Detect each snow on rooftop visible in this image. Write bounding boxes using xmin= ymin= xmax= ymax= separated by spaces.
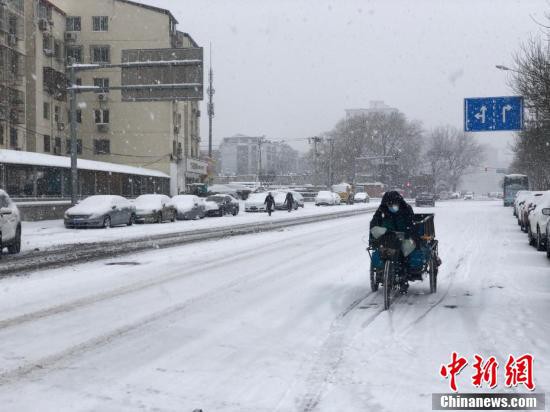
xmin=0 ymin=149 xmax=169 ymax=178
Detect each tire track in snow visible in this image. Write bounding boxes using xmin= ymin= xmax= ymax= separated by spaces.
xmin=0 ymin=218 xmax=360 ymax=332
xmin=0 ymin=220 xmax=361 ymax=385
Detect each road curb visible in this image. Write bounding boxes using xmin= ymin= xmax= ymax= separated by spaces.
xmin=1 ymin=206 xmax=377 ymax=277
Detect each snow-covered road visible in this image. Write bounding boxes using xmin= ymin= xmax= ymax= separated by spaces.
xmin=0 ymin=201 xmax=548 ymax=411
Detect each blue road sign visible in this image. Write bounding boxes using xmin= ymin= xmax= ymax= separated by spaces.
xmin=464 ymin=96 xmax=523 ymax=132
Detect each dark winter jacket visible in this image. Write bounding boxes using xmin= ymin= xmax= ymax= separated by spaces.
xmin=264 ymin=194 xmax=275 ymax=207
xmin=284 ymin=192 xmax=294 ymax=206
xmin=369 ymin=191 xmax=415 ymax=242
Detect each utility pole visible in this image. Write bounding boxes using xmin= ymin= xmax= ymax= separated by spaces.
xmin=207 ymin=44 xmax=215 ymax=159
xmin=326 ymin=138 xmax=334 ymax=187
xmin=257 ymin=136 xmax=266 ymax=182
xmin=68 ymin=58 xmax=78 ymax=205
xmin=308 ymin=136 xmax=323 ymax=186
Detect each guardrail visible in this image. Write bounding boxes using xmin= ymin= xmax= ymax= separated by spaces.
xmin=1 ymin=205 xmax=378 ymax=277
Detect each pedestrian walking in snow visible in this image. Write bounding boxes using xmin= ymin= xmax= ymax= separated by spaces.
xmin=284 ymin=192 xmax=294 ymax=212
xmin=264 ymin=192 xmax=275 ymax=216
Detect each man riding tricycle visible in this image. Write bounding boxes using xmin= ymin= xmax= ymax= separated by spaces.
xmin=367 ymin=191 xmax=441 ymax=310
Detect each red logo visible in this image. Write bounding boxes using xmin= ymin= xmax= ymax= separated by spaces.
xmin=439 ymin=353 xmax=535 ymax=392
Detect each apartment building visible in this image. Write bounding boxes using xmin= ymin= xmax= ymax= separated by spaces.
xmin=48 ymin=0 xmax=205 ymax=195
xmin=1 ymin=0 xmax=205 ymax=196
xmin=25 ymin=0 xmax=68 ymax=154
xmin=0 ymin=0 xmax=26 ymax=151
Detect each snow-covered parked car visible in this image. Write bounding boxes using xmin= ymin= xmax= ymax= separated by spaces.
xmin=245 ymin=192 xmax=269 ymax=212
xmin=463 ymin=192 xmax=474 ymax=200
xmin=526 ymin=191 xmax=550 ymax=248
xmin=171 ymin=195 xmax=205 ymax=220
xmin=519 ymin=192 xmax=544 ymax=232
xmin=64 ymin=195 xmax=136 ymax=228
xmin=0 ymin=190 xmax=21 ymax=257
xmin=205 ymin=194 xmax=240 ymax=217
xmin=354 ymin=192 xmax=370 ymax=203
xmin=315 ymin=191 xmax=338 ymax=206
xmin=134 ymin=194 xmax=176 ymax=224
xmin=513 ymin=190 xmax=532 ymax=219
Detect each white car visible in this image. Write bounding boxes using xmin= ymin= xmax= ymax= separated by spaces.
xmin=354 ymin=192 xmax=370 ymax=203
xmin=463 ymin=192 xmax=474 ymax=200
xmin=315 ymin=190 xmax=338 ymax=206
xmin=0 ymin=190 xmax=22 ymax=256
xmin=519 ymin=192 xmax=545 ymax=232
xmin=245 ymin=192 xmax=269 ymax=212
xmin=527 ymin=191 xmax=550 ymax=248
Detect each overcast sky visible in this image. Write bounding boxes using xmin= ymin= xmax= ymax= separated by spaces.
xmin=145 ymin=0 xmax=546 ymax=156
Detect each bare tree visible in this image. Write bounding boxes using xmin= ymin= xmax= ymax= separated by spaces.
xmin=313 ymin=111 xmax=423 ymax=187
xmin=508 ymin=33 xmax=550 ymax=189
xmin=424 ymin=126 xmax=485 ymax=192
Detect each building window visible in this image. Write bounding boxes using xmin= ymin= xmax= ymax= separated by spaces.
xmin=0 ymin=124 xmax=4 ymax=145
xmin=43 ymin=102 xmax=50 ymax=119
xmin=54 ymin=137 xmax=61 ymax=154
xmin=66 ymin=46 xmax=83 ymax=63
xmin=54 ymin=40 xmax=63 ymax=61
xmin=94 ymin=139 xmax=110 ymax=154
xmin=65 ymin=138 xmax=82 ymax=154
xmin=66 ymin=16 xmax=81 ymax=32
xmin=94 ymin=109 xmax=109 ymax=124
xmin=43 ymin=135 xmax=51 ymax=153
xmin=10 ymin=127 xmax=18 ymax=148
xmin=68 ymin=109 xmax=82 ymax=124
xmin=42 ymin=33 xmax=52 ymax=53
xmin=90 ymin=45 xmax=110 ymax=63
xmin=92 ymin=16 xmax=108 ymax=32
xmin=54 ymin=105 xmax=60 ymax=123
xmin=93 ymin=78 xmax=109 ymax=92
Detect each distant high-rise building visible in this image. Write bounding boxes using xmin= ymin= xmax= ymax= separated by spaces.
xmin=345 ymin=101 xmax=398 ymax=118
xmin=218 ymin=134 xmax=298 ymax=177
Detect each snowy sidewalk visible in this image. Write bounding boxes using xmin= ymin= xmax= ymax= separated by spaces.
xmin=21 ymin=201 xmax=379 ymax=252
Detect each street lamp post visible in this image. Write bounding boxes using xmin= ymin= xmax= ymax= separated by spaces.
xmin=68 ymin=58 xmax=78 ymax=206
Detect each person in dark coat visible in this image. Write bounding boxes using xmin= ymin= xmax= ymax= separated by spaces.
xmin=284 ymin=192 xmax=294 ymax=212
xmin=369 ymin=191 xmax=416 ymax=293
xmin=264 ymin=192 xmax=275 ymax=216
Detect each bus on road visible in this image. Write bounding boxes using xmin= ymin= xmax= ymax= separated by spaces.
xmin=503 ymin=174 xmax=529 ymax=206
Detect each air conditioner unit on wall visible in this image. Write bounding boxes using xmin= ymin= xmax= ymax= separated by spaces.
xmin=57 ymin=122 xmax=65 ymax=131
xmin=97 ymin=123 xmax=109 ymax=133
xmin=98 ymin=93 xmax=107 ymax=101
xmin=64 ymin=32 xmax=77 ymax=42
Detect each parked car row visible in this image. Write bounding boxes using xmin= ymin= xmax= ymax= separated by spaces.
xmin=512 ymin=190 xmax=550 ymax=256
xmin=64 ymin=193 xmax=241 ymax=229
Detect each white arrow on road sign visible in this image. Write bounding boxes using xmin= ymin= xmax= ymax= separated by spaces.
xmin=475 ymin=105 xmax=487 ymax=124
xmin=502 ymin=104 xmax=512 ymax=123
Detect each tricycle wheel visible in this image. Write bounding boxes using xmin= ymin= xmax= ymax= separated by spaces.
xmin=429 ymin=256 xmax=437 ymax=294
xmin=383 ymin=260 xmax=393 ymax=310
xmin=370 ymin=267 xmax=379 ymax=292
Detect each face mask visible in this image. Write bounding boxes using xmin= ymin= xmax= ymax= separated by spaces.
xmin=389 ymin=204 xmax=399 ymax=213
